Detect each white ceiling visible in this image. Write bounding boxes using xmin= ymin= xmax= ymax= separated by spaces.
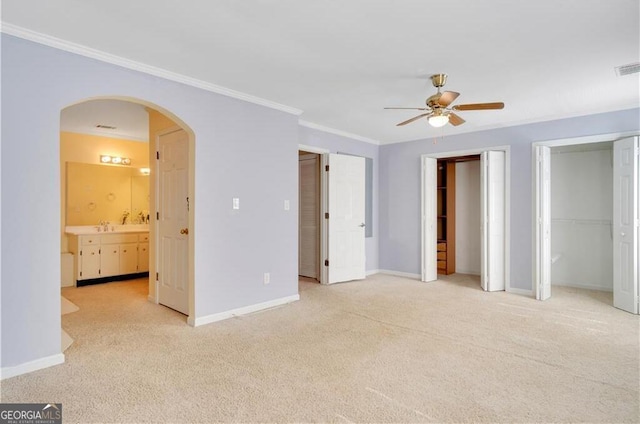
xmin=3 ymin=0 xmax=639 ymax=144
xmin=61 ymin=100 xmax=149 ymax=142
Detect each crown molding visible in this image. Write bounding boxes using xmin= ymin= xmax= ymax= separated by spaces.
xmin=0 ymin=22 xmax=303 ymax=116
xmin=299 ymin=120 xmax=380 ymax=145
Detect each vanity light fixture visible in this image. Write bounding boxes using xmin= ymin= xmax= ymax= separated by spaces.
xmin=99 ymin=155 xmax=131 ymax=166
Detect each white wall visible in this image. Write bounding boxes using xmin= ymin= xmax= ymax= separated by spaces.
xmin=550 ymin=145 xmax=613 ymax=291
xmin=455 ymin=161 xmax=481 ymax=275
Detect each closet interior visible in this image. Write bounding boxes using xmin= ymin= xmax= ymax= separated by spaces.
xmin=550 ymin=142 xmax=613 ymax=292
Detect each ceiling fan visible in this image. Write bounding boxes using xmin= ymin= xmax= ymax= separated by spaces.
xmin=385 ymin=74 xmax=504 ymax=128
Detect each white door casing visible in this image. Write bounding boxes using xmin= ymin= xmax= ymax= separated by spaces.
xmin=157 ymin=129 xmax=189 ymax=315
xmin=299 ymin=154 xmax=320 ymax=279
xmin=535 ymin=145 xmax=552 ymax=300
xmin=422 ymin=157 xmax=438 ymax=282
xmin=613 ymin=136 xmax=639 ymax=314
xmin=481 ymin=151 xmax=506 ymax=292
xmin=328 ymin=153 xmax=366 ymax=284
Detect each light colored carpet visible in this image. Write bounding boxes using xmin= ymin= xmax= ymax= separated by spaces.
xmin=61 ymin=329 xmax=74 ymax=352
xmin=1 ymin=274 xmax=638 ymax=423
xmin=61 ymin=296 xmax=79 ymax=315
xmin=61 ymin=296 xmax=79 ymax=352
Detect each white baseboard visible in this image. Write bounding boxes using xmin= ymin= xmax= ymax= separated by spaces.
xmin=1 ymin=353 xmax=65 ymax=380
xmin=378 ymin=269 xmax=421 ymax=280
xmin=553 ymin=281 xmax=613 ymax=292
xmin=507 ymin=287 xmax=534 ymax=296
xmin=366 ymin=269 xmax=381 ymax=276
xmin=191 ymin=294 xmax=300 ymax=327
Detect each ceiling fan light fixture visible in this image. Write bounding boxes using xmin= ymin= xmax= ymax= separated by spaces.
xmin=428 ymin=113 xmax=449 ymax=128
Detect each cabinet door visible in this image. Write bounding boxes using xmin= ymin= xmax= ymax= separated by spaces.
xmin=101 ymin=245 xmax=120 ymax=277
xmin=138 ymin=242 xmax=149 ymax=273
xmin=120 ymin=243 xmax=138 ymax=275
xmin=80 ymin=245 xmax=101 ymax=279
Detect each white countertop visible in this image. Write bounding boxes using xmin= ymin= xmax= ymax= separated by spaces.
xmin=65 ymin=225 xmax=150 ymax=235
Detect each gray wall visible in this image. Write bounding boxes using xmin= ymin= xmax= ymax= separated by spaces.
xmin=1 ymin=35 xmax=301 ymax=367
xmin=379 ymin=108 xmax=640 ymax=290
xmin=299 ymin=126 xmax=379 ymax=272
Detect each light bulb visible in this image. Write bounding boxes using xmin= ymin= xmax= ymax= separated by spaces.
xmin=428 ymin=114 xmax=449 ymax=128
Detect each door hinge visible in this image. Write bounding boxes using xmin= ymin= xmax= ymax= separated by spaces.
xmin=325 ymin=165 xmax=329 ymax=172
xmin=99 ymin=249 xmax=101 ymax=254
xmin=325 ymin=212 xmax=329 ymax=219
xmin=324 ymin=259 xmax=329 ymax=267
xmin=156 ymin=212 xmax=160 ymax=220
xmin=156 ymin=272 xmax=159 ymax=281
xmin=80 ymin=271 xmax=82 ymax=277
xmin=80 ymin=250 xmax=82 ymax=256
xmin=156 ymin=151 xmax=160 ymax=160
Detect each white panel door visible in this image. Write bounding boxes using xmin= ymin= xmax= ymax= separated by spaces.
xmin=536 ymin=145 xmax=552 ymax=300
xmin=481 ymin=151 xmax=506 ymax=292
xmin=299 ymin=154 xmax=319 ymax=279
xmin=158 ymin=129 xmax=189 ymax=315
xmin=328 ymin=153 xmax=366 ymax=284
xmin=422 ymin=157 xmax=438 ymax=282
xmin=613 ymin=136 xmax=639 ymax=314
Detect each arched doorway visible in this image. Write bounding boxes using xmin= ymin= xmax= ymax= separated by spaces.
xmin=59 ymin=97 xmax=196 ymax=347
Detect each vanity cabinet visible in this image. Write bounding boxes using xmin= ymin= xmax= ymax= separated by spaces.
xmin=67 ymin=232 xmax=150 ymax=285
xmin=138 ymin=243 xmax=149 ymax=273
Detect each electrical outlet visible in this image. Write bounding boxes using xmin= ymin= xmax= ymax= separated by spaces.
xmin=263 ymin=272 xmax=270 ymax=285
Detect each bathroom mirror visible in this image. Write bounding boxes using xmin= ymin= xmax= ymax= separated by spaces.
xmin=66 ymin=162 xmax=150 ymax=226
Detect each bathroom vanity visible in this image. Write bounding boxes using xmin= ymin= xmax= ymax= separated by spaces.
xmin=66 ymin=226 xmax=149 ymax=286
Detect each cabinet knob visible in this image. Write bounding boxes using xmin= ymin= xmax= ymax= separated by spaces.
xmin=180 ymin=228 xmax=189 ymax=235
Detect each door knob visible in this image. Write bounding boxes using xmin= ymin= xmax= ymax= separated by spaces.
xmin=359 ymin=223 xmax=366 ymax=227
xmin=180 ymin=228 xmax=189 ymax=235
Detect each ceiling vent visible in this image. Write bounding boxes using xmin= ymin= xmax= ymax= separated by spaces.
xmin=615 ymin=62 xmax=640 ymax=77
xmin=96 ymin=124 xmax=117 ymax=129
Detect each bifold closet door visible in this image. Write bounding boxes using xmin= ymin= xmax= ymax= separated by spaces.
xmin=481 ymin=151 xmax=506 ymax=292
xmin=535 ymin=145 xmax=552 ymax=300
xmin=421 ymin=157 xmax=438 ymax=282
xmin=613 ymin=136 xmax=639 ymax=314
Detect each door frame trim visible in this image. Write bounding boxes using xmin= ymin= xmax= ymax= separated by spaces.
xmin=420 ymin=145 xmax=511 ymax=291
xmin=531 ymin=131 xmax=640 ymax=301
xmin=299 ymin=145 xmax=330 ymax=284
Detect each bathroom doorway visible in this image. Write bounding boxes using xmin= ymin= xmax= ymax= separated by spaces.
xmin=60 ymin=97 xmax=196 ymax=326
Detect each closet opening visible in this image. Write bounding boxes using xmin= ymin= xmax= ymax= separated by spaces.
xmin=549 ymin=142 xmax=614 ymax=294
xmin=422 ymin=147 xmax=510 ymax=292
xmin=534 ymin=134 xmax=639 ymax=314
xmin=437 ymin=155 xmax=481 ymax=277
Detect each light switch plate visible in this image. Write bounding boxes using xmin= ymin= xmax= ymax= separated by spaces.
xmin=284 ymin=200 xmax=290 ymax=211
xmin=233 ymin=198 xmax=240 ymax=210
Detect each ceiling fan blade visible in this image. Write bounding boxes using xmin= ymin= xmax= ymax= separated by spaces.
xmin=448 ymin=112 xmax=466 ymax=126
xmin=437 ymin=91 xmax=460 ymax=107
xmin=397 ymin=113 xmax=431 ymax=126
xmin=452 ymin=102 xmax=504 ymax=111
xmin=384 ymin=107 xmax=429 ymax=110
